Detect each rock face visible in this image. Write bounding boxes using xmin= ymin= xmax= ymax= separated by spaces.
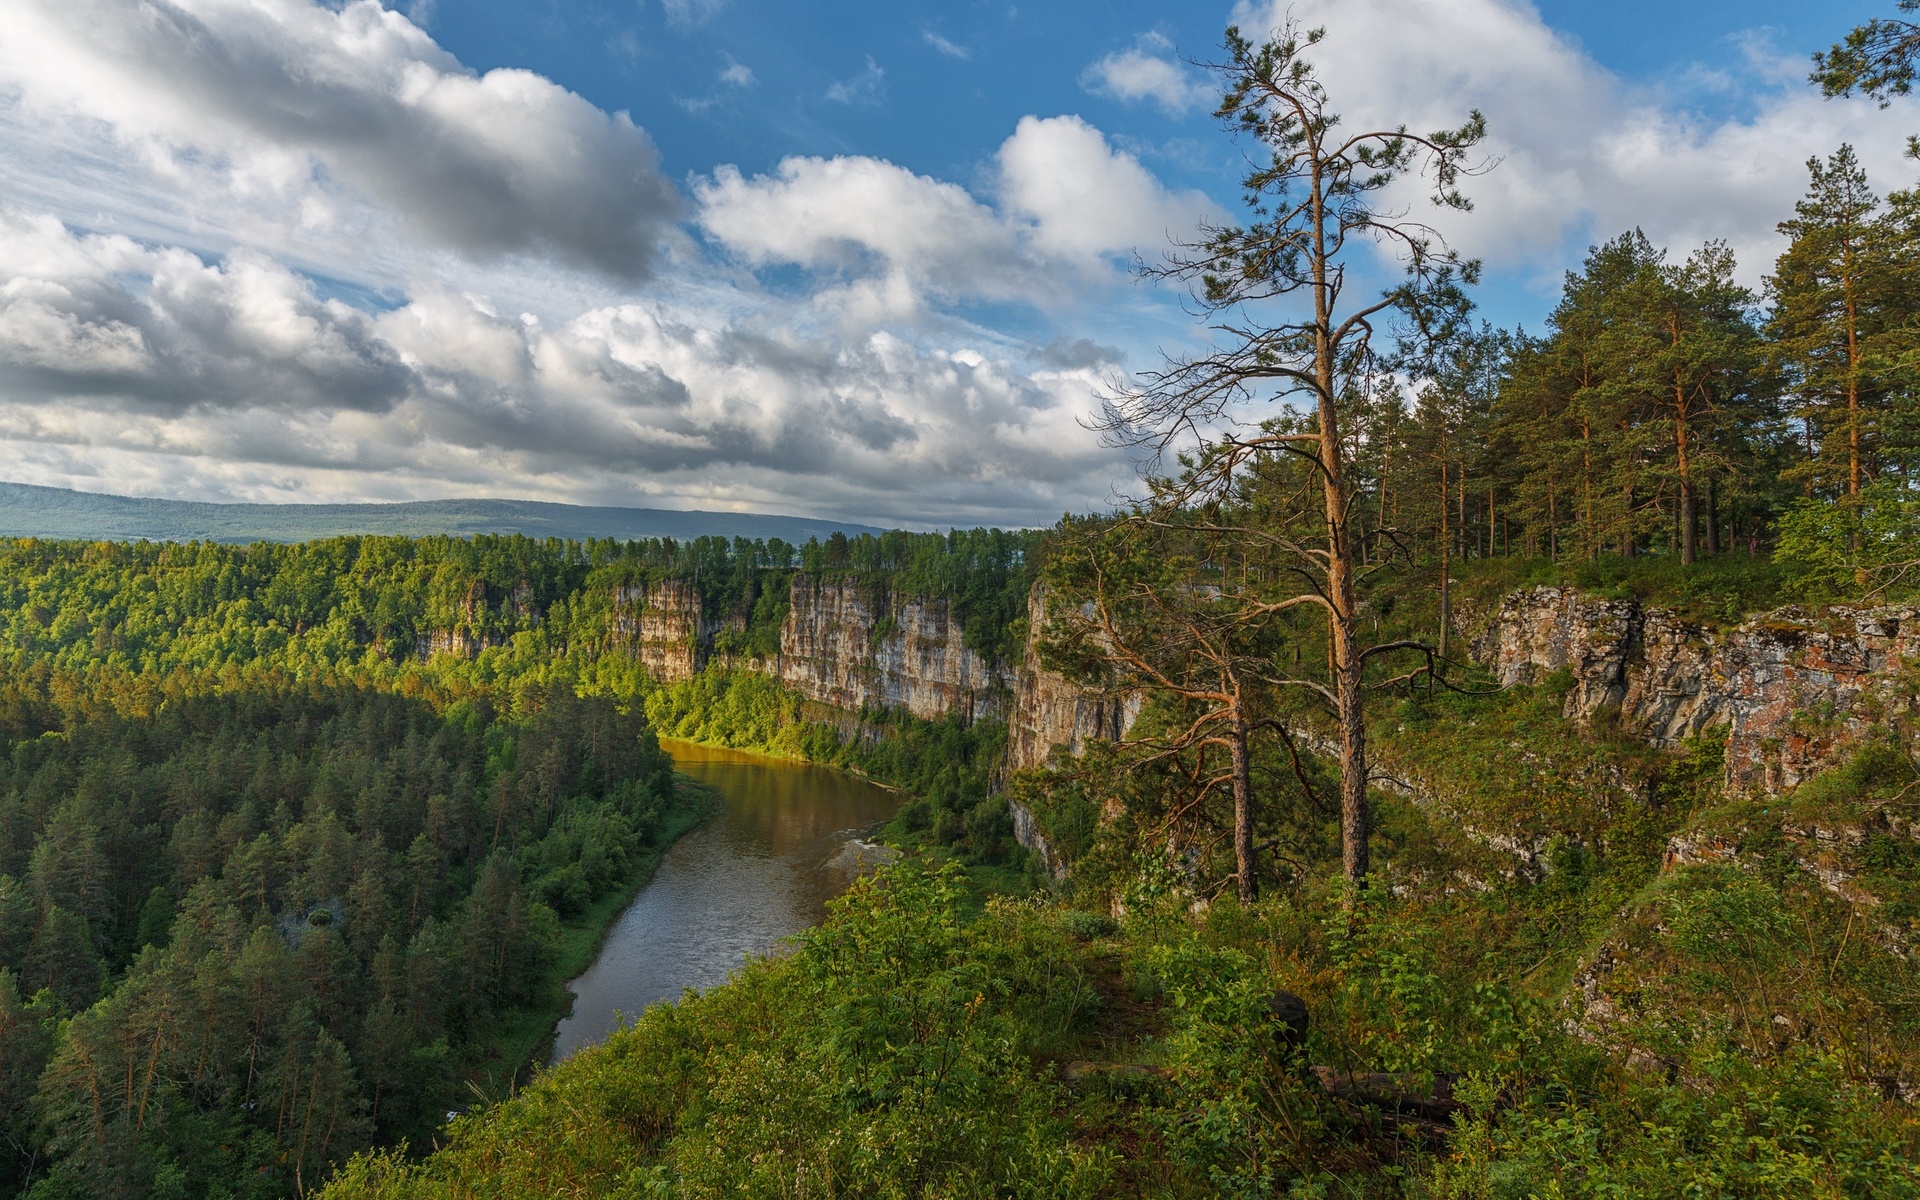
xmin=1003 ymin=589 xmax=1143 ymax=869
xmin=415 ymin=573 xmax=1132 ymax=769
xmin=419 ymin=628 xmax=498 ymax=659
xmin=1475 ymin=587 xmax=1920 ymax=791
xmin=608 ymin=580 xmax=713 ymax=682
xmin=541 ymin=573 xmax=1135 ymax=867
xmin=1006 ymin=590 xmax=1141 ymax=772
xmin=577 ymin=575 xmax=1019 ymax=723
xmin=771 ymin=578 xmax=1011 ymax=722
xmin=421 ymin=573 xmax=1919 ymax=802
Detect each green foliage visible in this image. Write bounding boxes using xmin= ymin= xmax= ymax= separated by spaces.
xmin=0 ymin=677 xmax=686 ymax=1200
xmin=322 ymin=862 xmax=1113 ymax=1199
xmin=1427 ymin=1054 xmax=1920 ymax=1199
xmin=643 ymin=669 xmax=810 ymax=757
xmin=800 ymin=526 xmax=1044 ymax=665
xmin=1814 ymin=3 xmax=1920 ymax=104
xmin=1249 ymin=146 xmax=1920 ymax=605
xmin=1776 ymin=479 xmax=1920 ymax=599
xmin=0 ymin=527 xmax=1040 ymax=695
xmin=1454 ymin=552 xmax=1789 ymax=626
xmin=643 ymin=667 xmax=1018 ymax=866
xmin=319 ymin=833 xmax=1920 ymax=1199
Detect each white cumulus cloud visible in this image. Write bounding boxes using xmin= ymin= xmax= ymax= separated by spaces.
xmin=997 ymin=115 xmax=1220 ymax=262
xmin=0 ymin=205 xmax=1130 ymax=524
xmin=0 ymin=0 xmax=682 ymax=278
xmin=693 ymin=118 xmax=1219 ymax=322
xmin=1240 ymin=0 xmax=1920 ymax=285
xmin=1081 ymin=34 xmax=1212 ymax=117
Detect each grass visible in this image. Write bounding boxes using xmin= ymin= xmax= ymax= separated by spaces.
xmin=472 ymin=776 xmax=719 ymax=1097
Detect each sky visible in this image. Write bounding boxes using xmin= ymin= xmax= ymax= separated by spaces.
xmin=0 ymin=0 xmax=1910 ymax=528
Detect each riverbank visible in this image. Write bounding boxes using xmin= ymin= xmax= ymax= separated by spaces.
xmin=547 ymin=738 xmax=908 ymax=1059
xmin=655 ymin=717 xmax=1039 ymax=904
xmin=641 ymin=669 xmax=1029 ymax=883
xmin=474 ymin=774 xmax=720 ymax=1096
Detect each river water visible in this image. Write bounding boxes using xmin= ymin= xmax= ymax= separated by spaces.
xmin=548 ymin=738 xmax=902 ymax=1061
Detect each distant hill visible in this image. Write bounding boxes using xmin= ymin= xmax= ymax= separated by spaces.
xmin=0 ymin=481 xmax=887 ymax=545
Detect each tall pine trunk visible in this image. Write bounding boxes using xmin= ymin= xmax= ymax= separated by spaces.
xmin=1437 ymin=457 xmax=1451 ymax=664
xmin=1229 ymin=711 xmax=1256 ymax=905
xmin=1706 ymin=475 xmax=1721 ymax=556
xmin=1675 ymin=370 xmax=1696 ymax=565
xmin=1319 ymin=350 xmax=1367 ymax=889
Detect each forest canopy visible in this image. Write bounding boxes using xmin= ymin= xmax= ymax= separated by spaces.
xmin=0 ymin=678 xmax=684 ymax=1199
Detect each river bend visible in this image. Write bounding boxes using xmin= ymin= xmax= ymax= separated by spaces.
xmin=549 ymin=738 xmax=900 ymax=1061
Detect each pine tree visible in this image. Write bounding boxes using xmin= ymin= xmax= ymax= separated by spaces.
xmin=1769 ymin=146 xmax=1908 ymax=508
xmin=1616 ymin=242 xmax=1763 ymax=564
xmin=1097 ymin=21 xmax=1487 ymax=888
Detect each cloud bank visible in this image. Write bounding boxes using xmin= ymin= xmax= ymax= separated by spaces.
xmin=1241 ymin=0 xmax=1919 ymax=287
xmin=0 ymin=0 xmax=1178 ymax=523
xmin=0 ymin=0 xmax=1913 ymax=526
xmin=0 ymin=0 xmax=682 ymax=278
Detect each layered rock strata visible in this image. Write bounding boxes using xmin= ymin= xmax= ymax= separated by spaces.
xmin=1003 ymin=589 xmax=1143 ymax=869
xmin=771 ymin=578 xmax=1011 ymax=722
xmin=608 ymin=580 xmax=712 ymax=681
xmin=589 ymin=576 xmax=1018 ymax=723
xmin=1475 ymin=587 xmax=1920 ymax=791
xmin=1006 ymin=590 xmax=1142 ymax=773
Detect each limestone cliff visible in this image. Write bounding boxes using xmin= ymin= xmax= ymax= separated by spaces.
xmin=608 ymin=580 xmax=712 ymax=682
xmin=1475 ymin=587 xmax=1920 ymax=791
xmin=1006 ymin=589 xmax=1141 ymax=772
xmin=413 ymin=581 xmax=540 ymax=660
xmin=576 ymin=574 xmax=1128 ymax=866
xmin=769 ymin=578 xmax=1012 ymax=722
xmin=419 ymin=628 xmax=499 ymax=659
xmin=573 ymin=575 xmax=1020 ymax=722
xmin=414 ymin=570 xmax=1918 ymax=807
xmin=1002 ymin=589 xmax=1143 ymax=869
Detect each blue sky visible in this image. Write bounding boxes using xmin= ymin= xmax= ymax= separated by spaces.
xmin=0 ymin=0 xmax=1909 ymax=526
xmin=421 ymin=0 xmax=1890 ymax=327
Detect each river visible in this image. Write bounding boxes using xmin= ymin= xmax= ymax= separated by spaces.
xmin=548 ymin=738 xmax=903 ymax=1061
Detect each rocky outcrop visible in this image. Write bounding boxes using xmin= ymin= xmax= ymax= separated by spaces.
xmin=1010 ymin=800 xmax=1065 ymax=880
xmin=1007 ymin=590 xmax=1141 ymax=772
xmin=609 ymin=580 xmax=711 ymax=682
xmin=419 ymin=628 xmax=499 ymax=659
xmin=567 ymin=577 xmax=1019 ymax=721
xmin=1476 ymin=587 xmax=1920 ymax=791
xmin=1003 ymin=588 xmax=1143 ymax=868
xmin=770 ymin=579 xmax=1011 ymax=722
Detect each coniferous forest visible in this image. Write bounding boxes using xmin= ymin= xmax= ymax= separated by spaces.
xmin=0 ymin=529 xmax=1040 ymax=1197
xmin=8 ymin=9 xmax=1920 ymax=1200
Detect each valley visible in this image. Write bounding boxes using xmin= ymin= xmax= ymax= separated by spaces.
xmin=0 ymin=529 xmax=1915 ymax=1197
xmin=2 ymin=4 xmax=1920 ymax=1196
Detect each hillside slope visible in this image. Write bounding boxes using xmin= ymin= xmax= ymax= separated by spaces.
xmin=315 ymin=574 xmax=1920 ymax=1198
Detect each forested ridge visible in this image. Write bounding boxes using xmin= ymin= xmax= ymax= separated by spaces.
xmin=0 ymin=526 xmax=1039 ymax=683
xmin=0 ymin=677 xmax=690 ymax=1199
xmin=1216 ymin=142 xmax=1920 ymax=610
xmin=0 ymin=526 xmax=1046 ymax=1198
xmin=15 ymin=9 xmax=1920 ymax=1200
xmin=317 ymin=14 xmax=1920 ymax=1199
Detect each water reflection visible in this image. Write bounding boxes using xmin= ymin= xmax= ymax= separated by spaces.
xmin=548 ymin=739 xmax=901 ymax=1061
